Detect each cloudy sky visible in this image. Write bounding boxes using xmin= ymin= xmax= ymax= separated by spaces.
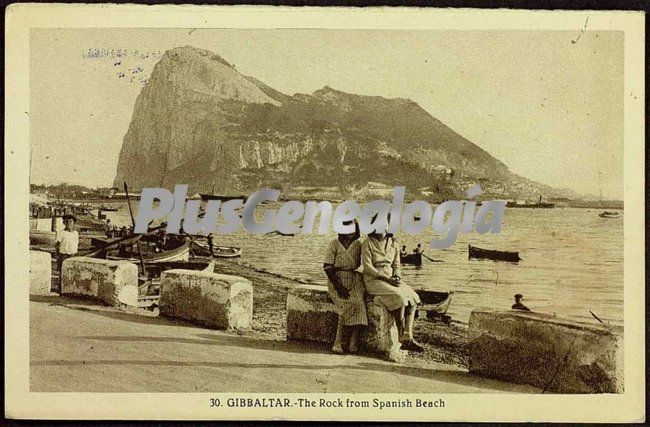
xmin=31 ymin=28 xmax=624 ymax=199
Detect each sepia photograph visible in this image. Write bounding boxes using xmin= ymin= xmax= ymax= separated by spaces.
xmin=5 ymin=4 xmax=645 ymax=422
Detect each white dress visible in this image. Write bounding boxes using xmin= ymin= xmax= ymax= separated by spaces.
xmin=361 ymin=235 xmax=421 ymax=311
xmin=323 ymin=238 xmax=368 ymax=326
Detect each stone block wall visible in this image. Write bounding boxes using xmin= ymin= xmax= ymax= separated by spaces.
xmin=61 ymin=257 xmax=139 ymax=307
xmin=468 ymin=310 xmax=623 ymax=393
xmin=159 ymin=269 xmax=253 ymax=330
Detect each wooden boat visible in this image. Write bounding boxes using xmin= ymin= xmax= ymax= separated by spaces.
xmin=414 ymin=289 xmax=453 ymax=321
xmin=400 ymin=253 xmax=423 ymax=266
xmin=468 ymin=244 xmax=520 ymax=263
xmin=92 ymin=237 xmax=191 ymax=263
xmin=112 ymin=241 xmax=190 ymax=263
xmin=191 ymin=240 xmax=242 ymax=258
xmin=266 ymin=230 xmax=296 ymax=236
xmin=599 ymin=211 xmax=620 ymax=218
xmin=75 ymin=214 xmax=108 ymax=233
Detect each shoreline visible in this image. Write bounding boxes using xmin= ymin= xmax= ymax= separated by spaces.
xmin=211 ymin=258 xmax=469 ymax=369
xmin=41 ymin=249 xmax=470 ymax=369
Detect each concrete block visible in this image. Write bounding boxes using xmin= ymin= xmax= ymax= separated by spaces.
xmin=468 ymin=310 xmax=623 ymax=393
xmin=286 ymin=285 xmax=338 ymax=344
xmin=159 ymin=269 xmax=252 ymax=330
xmin=61 ymin=257 xmax=139 ymax=307
xmin=29 ymin=250 xmax=52 ymax=295
xmin=286 ymin=285 xmax=406 ymax=362
xmin=360 ymin=297 xmax=407 ymax=362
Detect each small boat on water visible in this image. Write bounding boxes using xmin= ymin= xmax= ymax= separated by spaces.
xmin=190 ymin=240 xmax=242 ymax=258
xmin=266 ymin=230 xmax=296 ymax=237
xmin=400 ymin=253 xmax=423 ymax=266
xmin=599 ymin=211 xmax=620 ymax=218
xmin=468 ymin=244 xmax=520 ymax=263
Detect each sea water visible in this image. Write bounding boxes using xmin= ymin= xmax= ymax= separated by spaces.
xmin=103 ymin=202 xmax=623 ymax=325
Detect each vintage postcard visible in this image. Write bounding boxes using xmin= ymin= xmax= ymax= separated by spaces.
xmin=5 ymin=4 xmax=645 ymax=422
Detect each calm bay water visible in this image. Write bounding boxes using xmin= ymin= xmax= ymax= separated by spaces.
xmin=103 ymin=202 xmax=623 ymax=326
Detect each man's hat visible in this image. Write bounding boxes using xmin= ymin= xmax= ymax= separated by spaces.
xmin=514 ymin=293 xmax=523 ymax=299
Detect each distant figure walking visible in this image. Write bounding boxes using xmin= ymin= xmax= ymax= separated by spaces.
xmin=323 ymin=220 xmax=367 ymax=354
xmin=55 ymin=215 xmax=79 ymax=294
xmin=362 ymin=225 xmax=423 ymax=353
xmin=511 ymin=294 xmax=531 ymax=311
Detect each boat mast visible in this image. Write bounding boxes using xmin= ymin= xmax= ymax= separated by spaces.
xmin=29 ymin=147 xmax=33 ymax=187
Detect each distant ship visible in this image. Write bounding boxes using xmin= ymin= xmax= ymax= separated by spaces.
xmin=506 ymin=195 xmax=555 ymax=209
xmin=199 ymin=193 xmax=246 ymax=202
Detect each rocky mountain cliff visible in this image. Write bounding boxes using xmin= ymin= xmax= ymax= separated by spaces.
xmin=113 ymin=46 xmax=561 ymax=199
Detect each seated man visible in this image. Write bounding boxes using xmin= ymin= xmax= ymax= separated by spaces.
xmin=400 ymin=245 xmax=408 ymax=257
xmin=511 ymin=293 xmax=531 ymax=311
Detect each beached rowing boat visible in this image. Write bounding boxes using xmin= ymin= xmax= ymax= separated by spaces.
xmin=191 ymin=240 xmax=242 ymax=258
xmin=468 ymin=244 xmax=520 ymax=262
xmin=92 ymin=237 xmax=191 ymax=263
xmin=414 ymin=289 xmax=453 ymax=320
xmin=110 ymin=240 xmax=190 ymax=263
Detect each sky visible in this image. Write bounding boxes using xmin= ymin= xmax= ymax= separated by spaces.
xmin=31 ymin=28 xmax=624 ymax=199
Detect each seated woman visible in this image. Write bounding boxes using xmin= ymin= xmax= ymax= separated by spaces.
xmin=323 ymin=220 xmax=368 ymax=354
xmin=361 ymin=226 xmax=424 ymax=352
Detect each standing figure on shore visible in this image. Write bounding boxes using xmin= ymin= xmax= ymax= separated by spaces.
xmin=55 ymin=214 xmax=79 ymax=294
xmin=362 ymin=226 xmax=424 ymax=352
xmin=323 ymin=220 xmax=368 ymax=354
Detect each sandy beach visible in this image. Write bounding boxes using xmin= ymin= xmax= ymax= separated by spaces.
xmin=31 ymin=259 xmax=533 ymax=393
xmin=33 ymin=255 xmax=481 ymax=391
xmin=208 ymin=258 xmax=470 ymax=369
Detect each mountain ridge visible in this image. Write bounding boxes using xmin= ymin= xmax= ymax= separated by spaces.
xmin=113 ymin=45 xmax=566 ymax=200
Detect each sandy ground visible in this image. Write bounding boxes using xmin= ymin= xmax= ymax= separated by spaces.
xmin=32 ymin=255 xmax=539 ymax=392
xmin=211 ymin=258 xmax=470 ymax=368
xmin=30 ymin=295 xmax=538 ymax=393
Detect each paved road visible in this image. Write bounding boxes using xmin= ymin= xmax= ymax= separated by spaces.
xmin=30 ymin=296 xmax=538 ymax=393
